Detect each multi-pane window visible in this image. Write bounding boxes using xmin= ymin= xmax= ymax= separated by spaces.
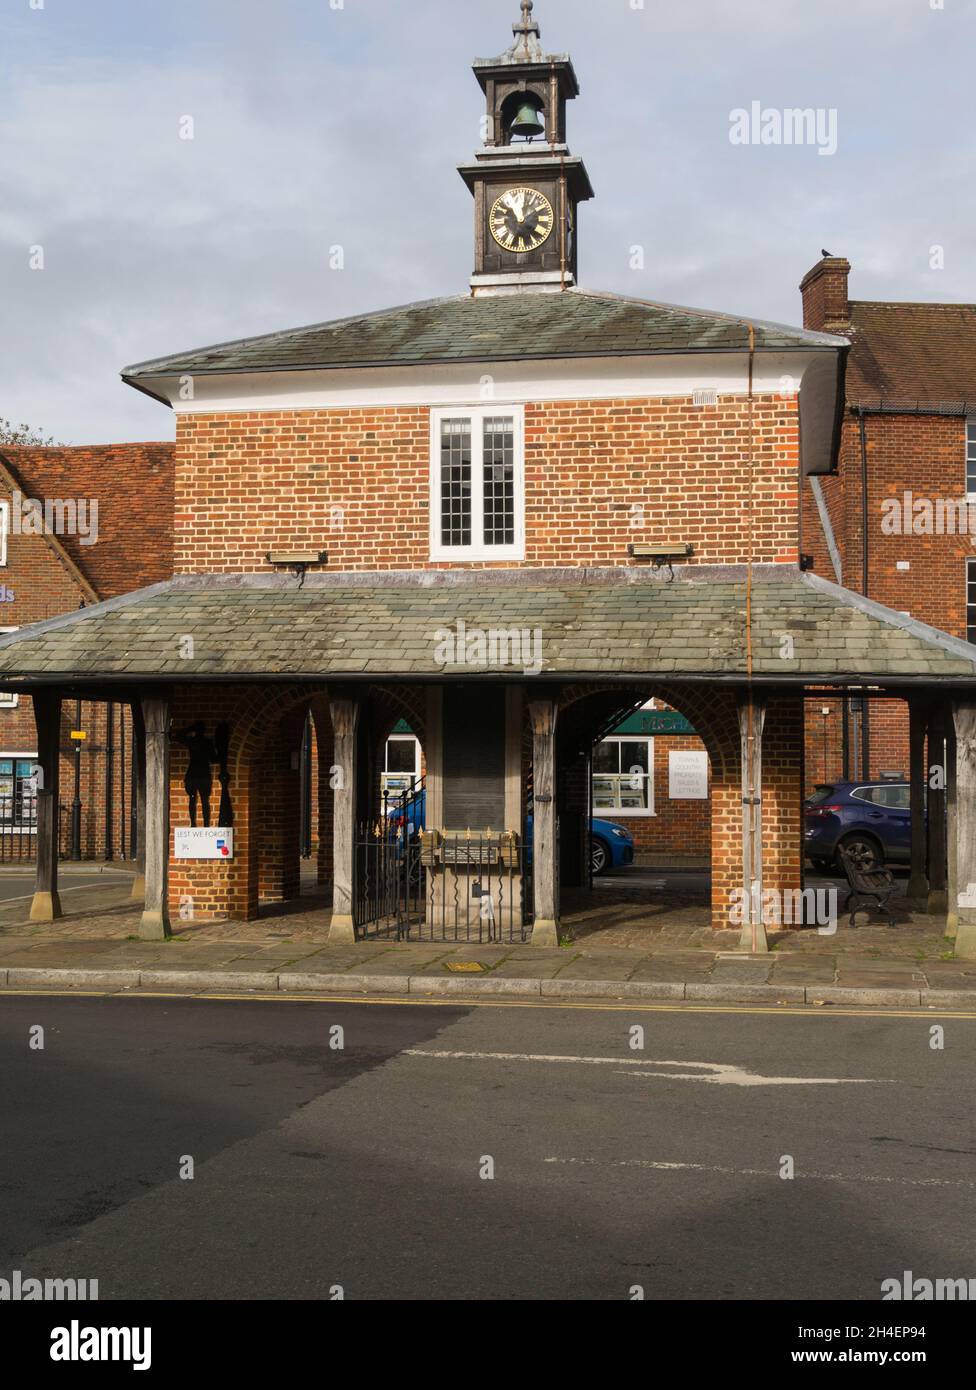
xmin=592 ymin=738 xmax=655 ymax=815
xmin=439 ymin=419 xmax=472 ymax=548
xmin=431 ymin=407 xmax=523 ymax=560
xmin=968 ymin=559 xmax=976 ymax=645
xmin=482 ymin=416 xmax=516 ymax=547
xmin=0 ymin=757 xmax=37 ymax=828
xmin=381 ymin=735 xmax=421 ymax=798
xmin=968 ymin=419 xmax=976 ymax=497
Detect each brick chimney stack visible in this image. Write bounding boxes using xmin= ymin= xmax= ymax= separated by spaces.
xmin=800 ymin=255 xmax=851 ymax=333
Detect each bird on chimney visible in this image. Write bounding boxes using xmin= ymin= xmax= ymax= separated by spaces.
xmin=821 ymin=248 xmax=834 ymax=258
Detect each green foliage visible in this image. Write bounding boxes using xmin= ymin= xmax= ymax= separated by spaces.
xmin=0 ymin=417 xmax=59 ymax=447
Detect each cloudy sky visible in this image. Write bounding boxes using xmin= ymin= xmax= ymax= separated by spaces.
xmin=2 ymin=0 xmax=974 ymax=444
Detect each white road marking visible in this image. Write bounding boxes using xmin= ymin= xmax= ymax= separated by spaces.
xmin=402 ymin=1049 xmax=884 ymax=1087
xmin=543 ymin=1157 xmax=975 ymax=1189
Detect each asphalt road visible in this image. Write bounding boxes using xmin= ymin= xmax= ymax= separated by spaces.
xmin=1 ymin=995 xmax=973 ymax=1300
xmin=0 ymin=871 xmax=133 ymax=903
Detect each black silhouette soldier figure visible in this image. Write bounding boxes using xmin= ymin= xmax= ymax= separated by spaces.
xmin=174 ymin=722 xmax=218 ymax=827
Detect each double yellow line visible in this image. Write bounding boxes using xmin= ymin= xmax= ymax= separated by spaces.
xmin=2 ymin=988 xmax=975 ymax=1020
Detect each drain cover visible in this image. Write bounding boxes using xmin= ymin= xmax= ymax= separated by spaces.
xmin=445 ymin=962 xmax=488 ymax=974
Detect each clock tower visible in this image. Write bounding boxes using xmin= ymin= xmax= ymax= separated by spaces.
xmin=459 ymin=1 xmax=594 ymax=297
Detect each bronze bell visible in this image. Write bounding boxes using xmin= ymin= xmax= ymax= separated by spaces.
xmin=509 ymin=102 xmax=545 ymax=139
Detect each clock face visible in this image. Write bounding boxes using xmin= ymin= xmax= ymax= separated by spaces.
xmin=489 ymin=187 xmax=555 ymax=253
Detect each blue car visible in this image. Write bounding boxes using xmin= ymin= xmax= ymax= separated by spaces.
xmin=805 ymin=780 xmax=912 ymax=871
xmin=388 ymin=790 xmax=634 ymax=875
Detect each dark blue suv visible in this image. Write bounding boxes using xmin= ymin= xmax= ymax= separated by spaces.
xmin=805 ymin=780 xmax=912 ymax=872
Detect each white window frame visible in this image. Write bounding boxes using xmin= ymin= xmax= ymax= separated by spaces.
xmin=592 ymin=735 xmax=656 ymax=817
xmin=967 ymin=418 xmax=976 ymax=500
xmin=0 ymin=500 xmax=8 ymax=566
xmin=0 ymin=628 xmax=18 ymax=707
xmin=381 ymin=734 xmax=421 ymax=797
xmin=429 ymin=404 xmax=525 ymax=562
xmin=968 ymin=558 xmax=976 ymax=645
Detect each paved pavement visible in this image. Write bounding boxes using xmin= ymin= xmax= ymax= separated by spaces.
xmin=2 ymin=995 xmax=973 ymax=1300
xmin=0 ymin=863 xmax=972 ymax=1007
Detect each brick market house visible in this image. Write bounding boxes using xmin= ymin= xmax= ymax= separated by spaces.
xmin=3 ymin=2 xmax=976 ymax=957
xmin=799 ymin=254 xmax=976 ymax=912
xmin=0 ymin=443 xmax=173 ymax=861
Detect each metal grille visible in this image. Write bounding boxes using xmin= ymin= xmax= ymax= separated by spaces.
xmin=440 ymin=418 xmax=472 ymax=547
xmin=354 ymin=824 xmax=531 ymax=943
xmin=0 ymin=796 xmax=72 ymax=862
xmin=482 ymin=416 xmax=515 ymax=546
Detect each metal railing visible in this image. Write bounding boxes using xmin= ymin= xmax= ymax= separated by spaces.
xmin=0 ymin=796 xmax=72 ymax=863
xmin=354 ymin=822 xmax=530 ymax=944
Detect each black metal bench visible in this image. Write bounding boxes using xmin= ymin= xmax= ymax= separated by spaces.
xmin=839 ymin=848 xmax=897 ymax=928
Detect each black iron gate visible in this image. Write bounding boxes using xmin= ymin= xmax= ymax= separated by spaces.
xmin=353 ymin=780 xmax=533 ymax=943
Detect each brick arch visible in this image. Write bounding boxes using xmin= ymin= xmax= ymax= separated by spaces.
xmin=554 ymin=681 xmax=743 ymax=931
xmin=169 ymin=682 xmax=334 ymax=923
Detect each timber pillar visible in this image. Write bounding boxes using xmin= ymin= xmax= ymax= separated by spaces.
xmin=951 ymin=700 xmax=976 ymax=960
xmin=328 ymin=697 xmax=360 ymax=943
xmin=30 ymin=691 xmax=63 ymax=922
xmin=737 ymin=694 xmax=769 ymax=954
xmin=139 ymin=695 xmax=171 ymax=941
xmin=529 ymin=698 xmax=559 ymax=946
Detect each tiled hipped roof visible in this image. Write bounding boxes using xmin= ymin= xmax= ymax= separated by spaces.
xmin=846 ymin=301 xmax=976 ymax=409
xmin=122 ymin=290 xmax=844 ymax=381
xmin=0 ymin=567 xmax=974 ymax=686
xmin=0 ymin=444 xmax=175 ymax=599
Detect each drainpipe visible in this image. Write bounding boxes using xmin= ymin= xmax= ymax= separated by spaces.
xmin=71 ymin=698 xmax=82 ymax=860
xmin=104 ymin=703 xmax=115 ymax=861
xmin=856 ymin=407 xmax=871 ymax=780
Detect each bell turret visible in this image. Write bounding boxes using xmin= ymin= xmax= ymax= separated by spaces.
xmin=459 ymin=2 xmax=594 ymax=297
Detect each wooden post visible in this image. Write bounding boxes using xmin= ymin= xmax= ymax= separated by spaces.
xmin=952 ymin=700 xmax=976 ymax=959
xmin=907 ymin=698 xmax=929 ymax=907
xmin=927 ymin=705 xmax=949 ymax=916
xmin=529 ymin=698 xmax=559 ymax=946
xmin=130 ymin=700 xmax=146 ymax=901
xmin=30 ymin=691 xmax=63 ymax=922
xmin=328 ymin=697 xmax=359 ymax=943
xmin=139 ymin=695 xmax=171 ymax=941
xmin=737 ymin=695 xmax=769 ymax=953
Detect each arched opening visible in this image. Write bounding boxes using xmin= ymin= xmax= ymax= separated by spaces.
xmin=554 ymin=683 xmax=741 ymax=936
xmin=500 ymin=90 xmax=546 ymax=144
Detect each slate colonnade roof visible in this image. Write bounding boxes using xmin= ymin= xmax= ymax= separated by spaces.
xmin=0 ymin=566 xmax=973 ymax=689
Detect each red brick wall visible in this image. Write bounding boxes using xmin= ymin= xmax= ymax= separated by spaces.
xmin=614 ymin=733 xmax=711 ymax=860
xmin=0 ymin=477 xmax=139 ymax=860
xmin=801 ymin=410 xmax=968 ymax=789
xmin=174 ymin=393 xmax=801 ymax=573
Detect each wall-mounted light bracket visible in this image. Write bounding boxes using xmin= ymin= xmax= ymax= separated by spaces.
xmin=266 ymin=551 xmax=328 ymax=587
xmin=628 ymin=543 xmax=694 ymax=579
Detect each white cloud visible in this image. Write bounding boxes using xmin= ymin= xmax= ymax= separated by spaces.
xmin=1 ymin=0 xmax=974 ymax=442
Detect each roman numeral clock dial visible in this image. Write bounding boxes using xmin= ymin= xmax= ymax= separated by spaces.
xmin=489 ymin=187 xmax=555 ymax=253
